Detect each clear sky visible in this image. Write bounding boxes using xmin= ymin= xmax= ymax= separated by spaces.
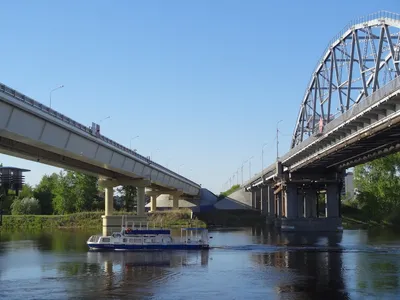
xmin=0 ymin=0 xmax=398 ymax=194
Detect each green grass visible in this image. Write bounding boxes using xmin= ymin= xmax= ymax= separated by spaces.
xmin=0 ymin=209 xmax=206 ymax=231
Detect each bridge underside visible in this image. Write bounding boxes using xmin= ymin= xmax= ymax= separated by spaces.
xmin=296 ymin=112 xmax=400 ymax=173
xmin=0 ymin=135 xmax=180 ymax=194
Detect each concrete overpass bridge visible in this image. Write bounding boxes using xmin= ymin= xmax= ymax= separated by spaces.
xmin=0 ymin=81 xmax=200 ymax=234
xmin=237 ymin=11 xmax=400 ymax=231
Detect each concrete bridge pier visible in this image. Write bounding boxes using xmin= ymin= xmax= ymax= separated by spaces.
xmin=259 ymin=185 xmax=276 ymax=225
xmin=277 ymin=178 xmax=342 ymax=232
xmin=99 ymin=178 xmax=149 ymax=236
xmin=167 ymin=191 xmax=183 ymax=210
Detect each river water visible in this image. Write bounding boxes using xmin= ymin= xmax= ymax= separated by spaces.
xmin=1 ymin=226 xmax=400 ymax=299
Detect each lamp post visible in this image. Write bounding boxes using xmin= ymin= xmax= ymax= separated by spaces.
xmin=49 ymin=85 xmax=64 ymax=108
xmin=276 ymin=120 xmax=283 ymax=160
xmin=130 ymin=135 xmax=139 ymax=150
xmin=241 ymin=160 xmax=248 ymax=185
xmin=248 ymin=156 xmax=254 ymax=180
xmin=261 ymin=143 xmax=268 ymax=174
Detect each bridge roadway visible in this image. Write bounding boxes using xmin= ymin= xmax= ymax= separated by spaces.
xmin=235 ymin=12 xmax=400 ymax=231
xmin=0 ymin=82 xmax=200 ymax=233
xmin=244 ymin=75 xmax=400 ymax=189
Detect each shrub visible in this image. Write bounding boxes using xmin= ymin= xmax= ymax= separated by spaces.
xmin=11 ymin=197 xmax=41 ymax=215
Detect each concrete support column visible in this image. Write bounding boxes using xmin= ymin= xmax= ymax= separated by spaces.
xmin=137 ymin=186 xmax=145 ymax=217
xmin=304 ymin=189 xmax=317 ymax=218
xmin=251 ymin=190 xmax=256 ymax=209
xmin=285 ymin=184 xmax=298 ymax=218
xmin=297 ymin=192 xmax=304 ymax=218
xmin=261 ymin=187 xmax=268 ymax=215
xmin=105 ymin=186 xmax=114 ymax=216
xmin=255 ymin=190 xmax=261 ymax=210
xmin=326 ymin=183 xmax=340 ymax=218
xmin=268 ymin=186 xmax=275 ymax=217
xmin=150 ymin=195 xmax=158 ymax=212
xmin=276 ymin=193 xmax=282 ymax=217
xmin=172 ymin=192 xmax=182 ymax=210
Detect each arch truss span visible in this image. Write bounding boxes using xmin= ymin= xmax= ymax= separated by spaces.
xmin=291 ymin=11 xmax=400 ymax=148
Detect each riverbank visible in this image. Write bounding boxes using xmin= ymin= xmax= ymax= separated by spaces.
xmin=341 ymin=203 xmax=393 ymax=229
xmin=0 ymin=209 xmax=206 ymax=231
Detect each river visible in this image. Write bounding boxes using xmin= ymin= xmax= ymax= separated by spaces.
xmin=1 ymin=226 xmax=400 ymax=299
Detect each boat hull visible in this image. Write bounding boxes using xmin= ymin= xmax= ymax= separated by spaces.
xmin=87 ymin=243 xmax=209 ymax=251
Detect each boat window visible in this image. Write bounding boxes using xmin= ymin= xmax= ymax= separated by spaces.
xmin=102 ymin=238 xmax=110 ymax=243
xmin=123 ymin=238 xmax=127 ymax=243
xmin=134 ymin=238 xmax=142 ymax=243
xmin=129 ymin=238 xmax=135 ymax=243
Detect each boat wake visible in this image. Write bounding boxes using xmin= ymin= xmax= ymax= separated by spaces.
xmin=210 ymin=244 xmax=400 ymax=254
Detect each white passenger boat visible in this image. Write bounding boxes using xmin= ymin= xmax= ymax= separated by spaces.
xmin=87 ymin=216 xmax=209 ymax=251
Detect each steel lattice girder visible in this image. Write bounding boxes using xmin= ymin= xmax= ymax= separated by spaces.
xmin=291 ymin=11 xmax=400 ymax=149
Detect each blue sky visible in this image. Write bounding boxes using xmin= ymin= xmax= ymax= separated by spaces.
xmin=0 ymin=0 xmax=398 ymax=194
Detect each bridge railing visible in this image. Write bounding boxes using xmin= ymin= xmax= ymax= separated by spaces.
xmin=0 ymin=83 xmax=199 ymax=188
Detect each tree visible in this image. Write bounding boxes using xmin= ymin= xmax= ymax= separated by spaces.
xmin=117 ymin=185 xmax=137 ymax=212
xmin=18 ymin=184 xmax=34 ymax=199
xmin=34 ymin=173 xmax=59 ymax=214
xmin=53 ymin=171 xmax=77 ymax=214
xmin=354 ymin=153 xmax=400 ymax=222
xmin=11 ymin=197 xmax=41 ymax=215
xmin=74 ymin=172 xmax=98 ymax=212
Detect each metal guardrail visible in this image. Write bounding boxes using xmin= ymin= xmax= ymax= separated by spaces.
xmin=0 ymin=83 xmax=200 ymax=188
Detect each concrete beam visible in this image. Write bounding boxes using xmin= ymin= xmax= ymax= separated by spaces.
xmin=116 ymin=178 xmax=151 ymax=187
xmin=99 ymin=177 xmax=151 ymax=188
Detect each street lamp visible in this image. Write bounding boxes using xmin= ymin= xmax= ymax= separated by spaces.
xmin=248 ymin=156 xmax=254 ymax=180
xmin=241 ymin=160 xmax=248 ymax=185
xmin=49 ymin=84 xmax=64 ymax=108
xmin=261 ymin=142 xmax=268 ymax=174
xmin=276 ymin=120 xmax=283 ymax=160
xmin=130 ymin=135 xmax=139 ymax=150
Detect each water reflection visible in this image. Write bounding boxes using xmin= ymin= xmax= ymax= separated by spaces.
xmin=250 ymin=230 xmax=347 ymax=300
xmin=1 ymin=227 xmax=400 ymax=299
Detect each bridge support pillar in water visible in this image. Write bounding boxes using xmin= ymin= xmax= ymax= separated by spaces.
xmin=273 ymin=173 xmax=343 ymax=232
xmin=99 ymin=178 xmax=150 ymax=236
xmin=251 ymin=185 xmax=276 ymax=225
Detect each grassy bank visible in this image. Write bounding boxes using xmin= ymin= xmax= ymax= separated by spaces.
xmin=0 ymin=209 xmax=205 ymax=231
xmin=341 ymin=203 xmax=393 ymax=229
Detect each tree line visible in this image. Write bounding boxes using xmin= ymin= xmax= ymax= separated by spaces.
xmin=351 ymin=152 xmax=400 ymax=224
xmin=0 ymin=164 xmax=138 ymax=215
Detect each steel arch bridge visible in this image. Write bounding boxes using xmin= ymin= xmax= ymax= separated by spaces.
xmin=291 ymin=11 xmax=400 ymax=149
